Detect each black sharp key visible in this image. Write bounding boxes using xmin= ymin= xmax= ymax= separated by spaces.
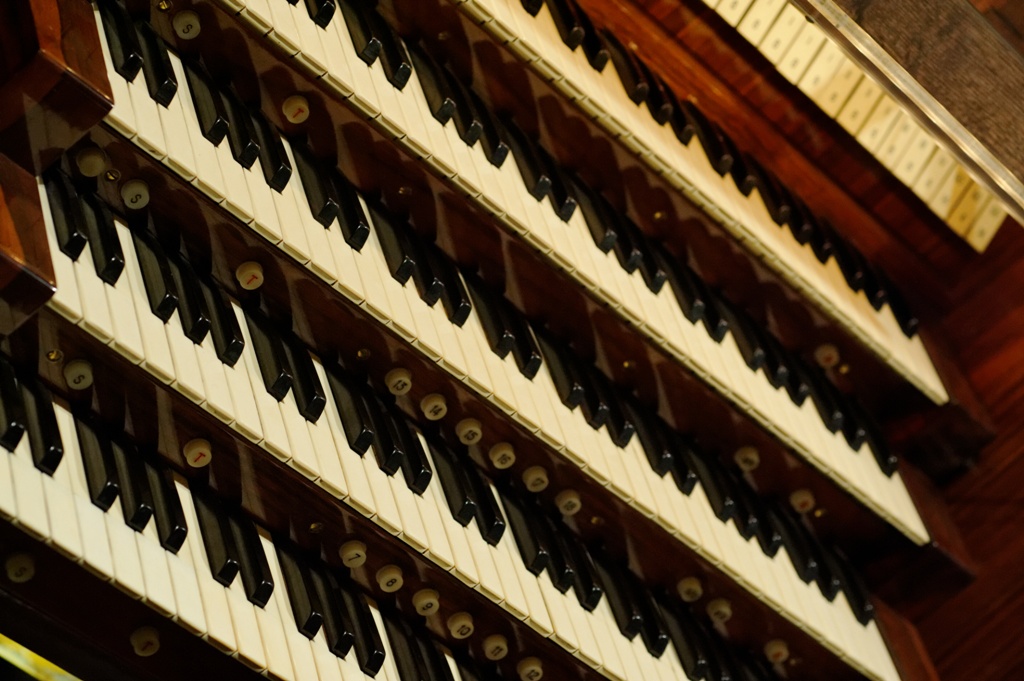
xmin=609 ymin=210 xmax=643 ymax=273
xmin=439 ymin=65 xmax=483 ymax=147
xmin=249 ymin=110 xmax=292 ymax=191
xmin=704 ymin=628 xmax=741 ymax=681
xmin=337 ymin=581 xmax=385 ymax=674
xmin=111 ymin=441 xmax=153 ymax=531
xmin=198 ymin=278 xmax=244 ymax=366
xmin=220 ymin=87 xmax=261 ymax=169
xmin=381 ymin=610 xmax=424 ymax=681
xmin=568 ymin=175 xmax=617 ymax=252
xmin=499 ymin=115 xmax=552 ymax=201
xmin=339 ymin=0 xmax=382 ymax=65
xmin=413 ymin=630 xmax=456 ymax=681
xmin=722 ymin=139 xmax=756 ymax=196
xmin=569 ymin=358 xmax=609 ymax=429
xmin=401 ymin=230 xmax=444 ymax=307
xmin=681 ymin=444 xmax=736 ymax=522
xmin=455 ymin=655 xmax=485 ymax=681
xmin=228 ymin=514 xmax=274 ymax=607
xmin=626 ymin=400 xmax=672 ymax=475
xmin=757 ymin=328 xmax=791 ymax=390
xmin=601 ymin=29 xmax=648 ymax=103
xmin=423 ymin=244 xmax=472 ymax=326
xmin=427 ymin=438 xmax=476 ymax=526
xmin=21 ymin=378 xmax=61 ymax=476
xmin=678 ymin=101 xmax=732 ymax=175
xmin=849 ymin=399 xmax=898 ymax=475
xmin=74 ymin=413 xmax=119 ymax=510
xmin=535 ymin=512 xmax=574 ymax=594
xmin=368 ymin=10 xmax=412 ymax=90
xmin=715 ymin=298 xmax=765 ymax=371
xmin=98 ymin=0 xmax=143 ymax=81
xmin=244 ymin=307 xmax=293 ymax=399
xmin=293 ymin=145 xmax=340 ymax=228
xmin=831 ymin=235 xmax=865 ymax=292
xmin=800 ymin=363 xmax=843 ymax=433
xmin=779 ymin=193 xmax=814 ymax=245
xmin=81 ymin=193 xmax=124 ymax=285
xmin=364 ymin=393 xmax=403 ymax=475
xmin=536 ymin=146 xmax=577 ymax=222
xmin=810 ymin=217 xmax=836 ymax=264
xmin=465 ymin=276 xmax=515 ymax=358
xmin=193 ymin=492 xmax=241 ymax=586
xmin=325 ymin=368 xmax=374 ymax=454
xmin=667 ymin=433 xmax=699 ymax=495
xmin=699 ymin=287 xmax=730 ymax=343
xmin=812 ymin=541 xmax=842 ymax=602
xmin=732 ymin=475 xmax=781 ymax=556
xmin=722 ymin=467 xmax=757 ymax=541
xmin=535 ymin=331 xmax=584 ymax=409
xmin=860 ymin=262 xmax=888 ymax=311
xmin=653 ymin=245 xmax=706 ymax=324
xmin=131 ymin=225 xmax=177 ymax=322
xmin=166 ymin=256 xmax=211 ymax=344
xmin=667 ymin=89 xmax=695 ymax=145
xmin=408 ymin=44 xmax=456 ymax=125
xmin=498 ymin=486 xmax=549 ymax=574
xmin=43 ymin=168 xmax=87 ymax=259
xmin=303 ymin=0 xmax=336 ymax=28
xmin=627 ymin=578 xmax=670 ymax=657
xmin=838 ymin=394 xmax=867 ymax=451
xmin=146 ymin=463 xmax=187 ymax=552
xmin=563 ymin=534 xmax=602 ymax=611
xmin=593 ymin=555 xmax=642 ymax=639
xmin=591 ymin=372 xmax=635 ymax=447
xmin=327 ymin=167 xmax=371 ymax=250
xmin=577 ymin=2 xmax=609 ymax=70
xmin=823 ymin=544 xmax=874 ymax=624
xmin=463 ymin=464 xmax=506 ymax=545
xmin=183 ymin=59 xmax=229 ymax=145
xmin=768 ymin=502 xmax=818 ymax=583
xmin=877 ymin=270 xmax=918 ymax=337
xmin=280 ymin=336 xmax=326 ymax=422
xmin=390 ymin=411 xmax=432 ymax=494
xmin=547 ymin=0 xmax=585 ymax=49
xmin=134 ymin=21 xmax=177 ymax=107
xmin=784 ymin=357 xmax=812 ymax=406
xmin=659 ymin=600 xmax=709 ymax=680
xmin=313 ymin=568 xmax=355 ymax=657
xmin=636 ymin=60 xmax=674 ymax=125
xmin=737 ymin=646 xmax=776 ymax=681
xmin=0 ymin=358 xmax=25 ymax=452
xmin=368 ymin=203 xmax=416 ymax=284
xmin=276 ymin=542 xmax=323 ymax=637
xmin=520 ymin=0 xmax=543 ymax=15
xmin=624 ymin=219 xmax=667 ymax=293
xmin=499 ymin=306 xmax=543 ymax=379
xmin=467 ymin=88 xmax=510 ymax=167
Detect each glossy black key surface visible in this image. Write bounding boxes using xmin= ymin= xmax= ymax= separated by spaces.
xmin=593 ymin=555 xmax=642 ymax=639
xmin=568 ymin=175 xmax=617 ymax=252
xmin=756 ymin=328 xmax=791 ymax=390
xmin=424 ymin=244 xmax=472 ymax=326
xmin=682 ymin=444 xmax=736 ymax=522
xmin=601 ymin=29 xmax=648 ymax=103
xmin=367 ymin=9 xmax=412 ymax=90
xmin=416 ymin=635 xmax=457 ymax=681
xmin=878 ymin=270 xmax=919 ymax=337
xmin=134 ymin=21 xmax=177 ymax=107
xmin=74 ymin=414 xmax=119 ymax=510
xmin=0 ymin=358 xmax=25 ymax=452
xmin=219 ymin=87 xmax=260 ymax=169
xmin=659 ymin=600 xmax=709 ymax=680
xmin=823 ymin=545 xmax=874 ymax=624
xmin=131 ymin=225 xmax=177 ymax=322
xmin=339 ymin=0 xmax=382 ymax=65
xmin=809 ymin=217 xmax=836 ymax=264
xmin=699 ymin=285 xmax=730 ymax=342
xmin=81 ymin=193 xmax=125 ymax=285
xmin=467 ymin=88 xmax=510 ymax=167
xmin=183 ymin=59 xmax=229 ymax=145
xmin=722 ymin=467 xmax=758 ymax=541
xmin=860 ymin=262 xmax=889 ymax=311
xmin=830 ymin=234 xmax=866 ymax=292
xmin=499 ymin=486 xmax=549 ymax=574
xmin=812 ymin=541 xmax=842 ymax=602
xmin=326 ymin=369 xmax=374 ymax=454
xmin=570 ymin=357 xmax=609 ymax=429
xmin=610 ymin=211 xmax=643 ymax=273
xmin=369 ymin=203 xmax=416 ymax=284
xmin=381 ymin=611 xmax=424 ymax=681
xmin=535 ymin=511 xmax=574 ymax=593
xmin=732 ymin=474 xmax=781 ymax=556
xmin=276 ymin=543 xmax=324 ymax=637
xmin=535 ymin=331 xmax=584 ymax=409
xmin=715 ymin=298 xmax=766 ymax=371
xmin=364 ymin=393 xmax=404 ymax=475
xmin=198 ymin=278 xmax=244 ymax=366
xmin=799 ymin=364 xmax=844 ymax=433
xmin=439 ymin=65 xmax=484 ymax=147
xmin=249 ymin=109 xmax=292 ymax=191
xmin=667 ymin=433 xmax=699 ymax=495
xmin=111 ymin=441 xmax=153 ymax=531
xmin=635 ymin=59 xmax=674 ymax=125
xmin=679 ymin=101 xmax=733 ymax=175
xmin=783 ymin=357 xmax=811 ymax=406
xmin=768 ymin=502 xmax=818 ymax=583
xmin=547 ymin=0 xmax=586 ymax=49
xmin=536 ymin=146 xmax=578 ymax=222
xmin=400 ymin=229 xmax=444 ymax=307
xmin=704 ymin=628 xmax=742 ymax=681
xmin=146 ymin=463 xmax=187 ymax=552
xmin=722 ymin=140 xmax=756 ymax=196
xmin=577 ymin=3 xmax=610 ymax=70
xmin=335 ymin=576 xmax=385 ymax=673
xmin=98 ymin=0 xmax=143 ymax=81
xmin=293 ymin=145 xmax=340 ymax=228
xmin=851 ymin=399 xmax=898 ymax=475
xmin=499 ymin=305 xmax=543 ymax=380
xmin=21 ymin=378 xmax=61 ymax=476
xmin=592 ymin=372 xmax=635 ymax=447
xmin=667 ymin=89 xmax=695 ymax=145
xmin=562 ymin=533 xmax=602 ymax=611
xmin=303 ymin=0 xmax=336 ymax=28
xmin=626 ymin=400 xmax=673 ymax=475
xmin=624 ymin=218 xmax=667 ymax=293
xmin=228 ymin=515 xmax=274 ymax=607
xmin=749 ymin=156 xmax=793 ymax=225
xmin=408 ymin=44 xmax=456 ymax=125
xmin=243 ymin=308 xmax=293 ymax=400
xmin=499 ymin=115 xmax=552 ymax=201
xmin=193 ymin=492 xmax=241 ymax=586
xmin=427 ymin=438 xmax=476 ymax=526
xmin=654 ymin=245 xmax=706 ymax=324
xmin=280 ymin=336 xmax=326 ymax=422
xmin=465 ymin=276 xmax=515 ymax=358
xmin=166 ymin=256 xmax=212 ymax=344
xmin=628 ymin=577 xmax=670 ymax=656
xmin=838 ymin=395 xmax=868 ymax=451
xmin=324 ymin=167 xmax=370 ymax=250
xmin=389 ymin=408 xmax=432 ymax=494
xmin=463 ymin=464 xmax=506 ymax=545
xmin=308 ymin=567 xmax=354 ymax=657
xmin=520 ymin=0 xmax=543 ymax=15
xmin=43 ymin=168 xmax=87 ymax=259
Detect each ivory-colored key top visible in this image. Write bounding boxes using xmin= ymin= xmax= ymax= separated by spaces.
xmin=262 ymin=0 xmax=303 ymax=56
xmin=307 ymin=361 xmax=349 ymax=499
xmin=102 ymin=492 xmax=147 ymax=599
xmin=947 ymin=182 xmax=991 ymax=236
xmin=212 ymin=133 xmax=256 ymax=224
xmin=386 ymin=471 xmax=430 ymax=553
xmin=72 ymin=242 xmax=115 ymax=344
xmin=234 ymin=303 xmax=292 ymax=459
xmin=267 ymin=140 xmax=313 ymax=264
xmin=94 ymin=6 xmax=137 ymax=137
xmin=737 ymin=0 xmax=787 ymax=44
xmin=136 ymin=520 xmax=177 ymax=617
xmin=929 ymin=164 xmax=973 ymax=221
xmin=287 ymin=1 xmax=330 ymax=77
xmin=123 ymin=56 xmax=167 ymax=160
xmin=893 ymin=128 xmax=937 ymax=186
xmin=717 ymin=0 xmax=757 ymax=26
xmin=326 ymin=18 xmax=381 ymax=117
xmin=39 ymin=179 xmax=84 ymax=323
xmin=966 ymin=196 xmax=1007 ymax=252
xmin=537 ymin=571 xmax=580 ymax=653
xmin=9 ymin=438 xmax=51 ymax=540
xmin=261 ymin=529 xmax=321 ymax=681
xmin=194 ymin=334 xmax=236 ymax=422
xmin=856 ymin=95 xmax=901 ymax=154
xmin=411 ymin=478 xmax=456 ymax=571
xmin=759 ymin=4 xmax=806 ymax=63
xmin=278 ymin=387 xmax=322 ymax=480
xmin=778 ymin=21 xmax=828 ymax=83
xmin=360 ymin=446 xmax=404 ymax=536
xmin=318 ymin=367 xmax=377 ymax=516
xmin=912 ymin=147 xmax=956 ymax=203
xmin=167 ymin=52 xmax=227 ymax=203
xmin=875 ymin=112 xmax=919 ymax=170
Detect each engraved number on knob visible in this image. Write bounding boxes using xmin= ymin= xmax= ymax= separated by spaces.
xmin=376 ymin=565 xmax=403 ymax=593
xmin=488 ymin=442 xmax=515 ymax=469
xmin=446 ymin=612 xmax=474 ymax=639
xmin=130 ymin=626 xmax=161 ymax=657
xmin=339 ymin=540 xmax=367 ymax=568
xmin=172 ymin=10 xmax=201 ymax=39
xmin=483 ymin=634 xmax=508 ymax=661
xmin=385 ymin=368 xmax=412 ymax=396
xmin=5 ymin=553 xmax=35 ymax=583
xmin=412 ymin=588 xmax=439 ymax=616
xmin=120 ymin=179 xmax=150 ymax=209
xmin=517 ymin=657 xmax=543 ymax=681
xmin=522 ymin=466 xmax=548 ymax=492
xmin=63 ymin=359 xmax=94 ymax=390
xmin=183 ymin=439 xmax=212 ymax=468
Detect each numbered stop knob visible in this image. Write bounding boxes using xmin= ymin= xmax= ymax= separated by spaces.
xmin=376 ymin=565 xmax=403 ymax=593
xmin=420 ymin=393 xmax=447 ymax=421
xmin=483 ymin=634 xmax=509 ymax=661
xmin=517 ymin=657 xmax=543 ymax=681
xmin=183 ymin=439 xmax=212 ymax=468
xmin=521 ymin=466 xmax=548 ymax=492
xmin=339 ymin=540 xmax=367 ymax=568
xmin=455 ymin=418 xmax=482 ymax=445
xmin=385 ymin=368 xmax=412 ymax=395
xmin=63 ymin=359 xmax=94 ymax=390
xmin=676 ymin=577 xmax=703 ymax=603
xmin=130 ymin=626 xmax=160 ymax=657
xmin=488 ymin=442 xmax=515 ymax=469
xmin=412 ymin=588 xmax=439 ymax=616
xmin=120 ymin=178 xmax=150 ymax=209
xmin=446 ymin=612 xmax=475 ymax=639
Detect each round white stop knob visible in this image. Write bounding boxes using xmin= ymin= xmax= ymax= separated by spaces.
xmin=412 ymin=588 xmax=439 ymax=616
xmin=706 ymin=598 xmax=732 ymax=624
xmin=517 ymin=656 xmax=543 ymax=681
xmin=384 ymin=368 xmax=412 ymax=395
xmin=765 ymin=639 xmax=790 ymax=664
xmin=789 ymin=489 xmax=815 ymax=514
xmin=5 ymin=553 xmax=35 ymax=583
xmin=183 ymin=438 xmax=212 ymax=468
xmin=455 ymin=418 xmax=482 ymax=444
xmin=555 ymin=489 xmax=581 ymax=516
xmin=172 ymin=10 xmax=201 ymax=39
xmin=446 ymin=611 xmax=474 ymax=639
xmin=282 ymin=95 xmax=311 ymax=124
xmin=63 ymin=359 xmax=93 ymax=390
xmin=339 ymin=540 xmax=367 ymax=568
xmin=522 ymin=466 xmax=548 ymax=492
xmin=420 ymin=393 xmax=447 ymax=421
xmin=483 ymin=634 xmax=508 ymax=660
xmin=376 ymin=565 xmax=403 ymax=593
xmin=120 ymin=178 xmax=150 ymax=209
xmin=488 ymin=442 xmax=515 ymax=469
xmin=676 ymin=577 xmax=703 ymax=603
xmin=130 ymin=626 xmax=160 ymax=657
xmin=734 ymin=446 xmax=760 ymax=472
xmin=75 ymin=148 xmax=107 ymax=177
xmin=235 ymin=261 xmax=264 ymax=291
xmin=814 ymin=343 xmax=840 ymax=369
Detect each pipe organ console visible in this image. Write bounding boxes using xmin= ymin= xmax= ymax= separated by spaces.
xmin=0 ymin=0 xmax=1006 ymax=679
